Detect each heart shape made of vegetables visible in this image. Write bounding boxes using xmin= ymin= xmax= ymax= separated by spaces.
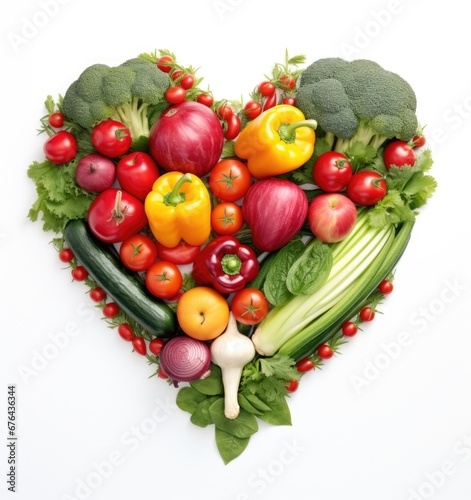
xmin=27 ymin=49 xmax=437 ymax=465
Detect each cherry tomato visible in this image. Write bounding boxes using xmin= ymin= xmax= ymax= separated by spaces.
xmin=296 ymin=358 xmax=315 ymax=372
xmin=71 ymin=266 xmax=88 ymax=281
xmin=217 ymin=103 xmax=233 ymax=120
xmin=156 ymin=240 xmax=200 ymax=265
xmin=262 ymin=92 xmax=277 ymax=111
xmin=165 ymin=86 xmax=186 ymax=104
xmin=158 ymin=368 xmax=168 ymax=379
xmin=208 ymin=159 xmax=252 ymax=202
xmin=286 ymin=380 xmax=299 ymax=393
xmin=411 ymin=135 xmax=426 ymax=148
xmin=346 ymin=171 xmax=387 ymax=206
xmin=342 ymin=321 xmax=358 ymax=337
xmin=48 ymin=112 xmax=65 ymax=128
xmin=378 ymin=279 xmax=394 ymax=295
xmin=282 ymin=97 xmax=296 ymax=106
xmin=359 ymin=306 xmax=375 ymax=322
xmin=196 ymin=93 xmax=214 ymax=107
xmin=90 ymin=287 xmax=106 ymax=302
xmin=118 ymin=324 xmax=135 ymax=342
xmin=132 ymin=337 xmax=147 ymax=355
xmin=280 ymin=75 xmax=296 ymax=89
xmin=58 ymin=248 xmax=74 ymax=263
xmin=224 ymin=113 xmax=241 ymax=140
xmin=170 ymin=69 xmax=184 ymax=81
xmin=157 ymin=55 xmax=173 ymax=73
xmin=258 ymin=81 xmax=276 ymax=97
xmin=103 ymin=302 xmax=120 ymax=318
xmin=383 ymin=140 xmax=415 ymax=169
xmin=145 ymin=261 xmax=183 ymax=299
xmin=313 ymin=151 xmax=353 ymax=192
xmin=244 ymin=100 xmax=262 ymax=120
xmin=120 ymin=234 xmax=157 ymax=272
xmin=91 ymin=120 xmax=131 ymax=158
xmin=149 ymin=338 xmax=165 ymax=356
xmin=180 ymin=74 xmax=195 ymax=90
xmin=211 ymin=202 xmax=244 ymax=235
xmin=230 ymin=288 xmax=269 ymax=325
xmin=44 ymin=130 xmax=78 ymax=165
xmin=317 ymin=344 xmax=334 ymax=359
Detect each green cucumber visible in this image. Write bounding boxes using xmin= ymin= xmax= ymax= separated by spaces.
xmin=63 ymin=218 xmax=176 ymax=338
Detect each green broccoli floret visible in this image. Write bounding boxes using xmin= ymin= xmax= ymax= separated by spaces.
xmin=296 ymin=57 xmax=418 ymax=153
xmin=62 ymin=58 xmax=169 ymax=147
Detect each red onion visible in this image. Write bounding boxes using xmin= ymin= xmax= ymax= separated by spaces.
xmin=159 ymin=336 xmax=211 ymax=386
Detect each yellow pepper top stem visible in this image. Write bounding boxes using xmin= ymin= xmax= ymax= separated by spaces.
xmin=163 ymin=173 xmax=192 ymax=206
xmin=278 ymin=119 xmax=318 ymax=144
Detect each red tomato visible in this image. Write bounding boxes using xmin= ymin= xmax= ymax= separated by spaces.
xmin=217 ymin=103 xmax=233 ymax=120
xmin=44 ymin=130 xmax=78 ymax=165
xmin=313 ymin=151 xmax=353 ymax=192
xmin=359 ymin=306 xmax=375 ymax=322
xmin=132 ymin=337 xmax=147 ymax=355
xmin=286 ymin=380 xmax=299 ymax=393
xmin=378 ymin=279 xmax=394 ymax=295
xmin=280 ymin=75 xmax=296 ymax=89
xmin=383 ymin=140 xmax=415 ymax=169
xmin=296 ymin=358 xmax=315 ymax=372
xmin=149 ymin=338 xmax=165 ymax=356
xmin=258 ymin=81 xmax=276 ymax=97
xmin=165 ymin=86 xmax=186 ymax=104
xmin=48 ymin=112 xmax=65 ymax=128
xmin=170 ymin=69 xmax=184 ymax=81
xmin=87 ymin=188 xmax=148 ymax=243
xmin=71 ymin=266 xmax=88 ymax=281
xmin=211 ymin=202 xmax=244 ymax=235
xmin=118 ymin=324 xmax=135 ymax=341
xmin=120 ymin=234 xmax=157 ymax=271
xmin=411 ymin=135 xmax=426 ymax=148
xmin=58 ymin=248 xmax=74 ymax=263
xmin=156 ymin=240 xmax=200 ymax=265
xmin=317 ymin=344 xmax=334 ymax=359
xmin=157 ymin=55 xmax=173 ymax=73
xmin=103 ymin=302 xmax=120 ymax=318
xmin=230 ymin=288 xmax=269 ymax=325
xmin=196 ymin=93 xmax=214 ymax=107
xmin=342 ymin=321 xmax=358 ymax=337
xmin=346 ymin=171 xmax=387 ymax=206
xmin=224 ymin=113 xmax=241 ymax=141
xmin=90 ymin=287 xmax=106 ymax=302
xmin=243 ymin=100 xmax=262 ymax=120
xmin=116 ymin=151 xmax=160 ymax=201
xmin=91 ymin=120 xmax=131 ymax=158
xmin=208 ymin=159 xmax=252 ymax=202
xmin=145 ymin=261 xmax=183 ymax=299
xmin=282 ymin=97 xmax=296 ymax=106
xmin=180 ymin=74 xmax=195 ymax=90
xmin=262 ymin=93 xmax=278 ymax=111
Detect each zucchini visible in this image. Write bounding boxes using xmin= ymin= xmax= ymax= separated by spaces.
xmin=64 ymin=218 xmax=176 ymax=338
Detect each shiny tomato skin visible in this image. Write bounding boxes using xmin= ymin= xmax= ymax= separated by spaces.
xmin=87 ymin=188 xmax=148 ymax=243
xmin=103 ymin=302 xmax=120 ymax=318
xmin=244 ymin=100 xmax=262 ymax=120
xmin=383 ymin=140 xmax=415 ymax=169
xmin=313 ymin=151 xmax=353 ymax=192
xmin=282 ymin=97 xmax=296 ymax=106
xmin=157 ymin=55 xmax=173 ymax=73
xmin=165 ymin=86 xmax=186 ymax=104
xmin=180 ymin=74 xmax=195 ymax=90
xmin=132 ymin=337 xmax=147 ymax=355
xmin=258 ymin=81 xmax=276 ymax=97
xmin=91 ymin=120 xmax=132 ymax=158
xmin=149 ymin=338 xmax=165 ymax=356
xmin=145 ymin=261 xmax=183 ymax=299
xmin=116 ymin=151 xmax=160 ymax=201
xmin=230 ymin=288 xmax=269 ymax=325
xmin=211 ymin=202 xmax=244 ymax=235
xmin=118 ymin=324 xmax=135 ymax=341
xmin=196 ymin=93 xmax=214 ymax=107
xmin=296 ymin=358 xmax=315 ymax=372
xmin=346 ymin=171 xmax=387 ymax=206
xmin=208 ymin=159 xmax=252 ymax=202
xmin=90 ymin=287 xmax=106 ymax=302
xmin=119 ymin=234 xmax=158 ymax=272
xmin=44 ymin=130 xmax=78 ymax=165
xmin=378 ymin=279 xmax=394 ymax=295
xmin=48 ymin=112 xmax=65 ymax=128
xmin=286 ymin=380 xmax=299 ymax=393
xmin=58 ymin=248 xmax=74 ymax=263
xmin=156 ymin=240 xmax=201 ymax=265
xmin=317 ymin=344 xmax=334 ymax=359
xmin=71 ymin=266 xmax=88 ymax=281
xmin=224 ymin=113 xmax=241 ymax=140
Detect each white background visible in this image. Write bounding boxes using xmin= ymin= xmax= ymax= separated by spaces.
xmin=1 ymin=1 xmax=470 ymax=499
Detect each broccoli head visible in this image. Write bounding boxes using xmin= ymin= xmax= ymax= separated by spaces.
xmin=62 ymin=58 xmax=169 ymax=147
xmin=296 ymin=57 xmax=418 ymax=153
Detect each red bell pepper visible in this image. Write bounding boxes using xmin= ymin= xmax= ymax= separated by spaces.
xmin=192 ymin=235 xmax=259 ymax=295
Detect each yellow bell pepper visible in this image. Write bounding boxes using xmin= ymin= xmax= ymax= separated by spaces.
xmin=145 ymin=172 xmax=211 ymax=248
xmin=234 ymin=104 xmax=317 ymax=179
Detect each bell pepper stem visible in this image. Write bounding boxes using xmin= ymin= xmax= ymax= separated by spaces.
xmin=164 ymin=173 xmax=192 ymax=206
xmin=278 ymin=119 xmax=318 ymax=144
xmin=221 ymin=254 xmax=242 ymax=276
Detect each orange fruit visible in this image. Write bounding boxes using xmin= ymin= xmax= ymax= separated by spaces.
xmin=176 ymin=286 xmax=229 ymax=341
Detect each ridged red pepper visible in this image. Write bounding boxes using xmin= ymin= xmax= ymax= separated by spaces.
xmin=192 ymin=235 xmax=259 ymax=295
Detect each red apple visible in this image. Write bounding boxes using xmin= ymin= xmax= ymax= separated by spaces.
xmin=308 ymin=193 xmax=357 ymax=243
xmin=116 ymin=151 xmax=160 ymax=201
xmin=75 ymin=153 xmax=116 ymax=193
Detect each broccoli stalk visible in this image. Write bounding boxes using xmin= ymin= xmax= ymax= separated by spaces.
xmin=333 ymin=121 xmax=388 ymax=153
xmin=111 ymin=97 xmax=151 ymax=143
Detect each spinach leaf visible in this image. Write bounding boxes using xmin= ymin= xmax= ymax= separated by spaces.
xmin=215 ymin=428 xmax=250 ymax=465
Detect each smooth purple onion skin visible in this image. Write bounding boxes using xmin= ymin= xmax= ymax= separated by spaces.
xmin=159 ymin=336 xmax=211 ymax=387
